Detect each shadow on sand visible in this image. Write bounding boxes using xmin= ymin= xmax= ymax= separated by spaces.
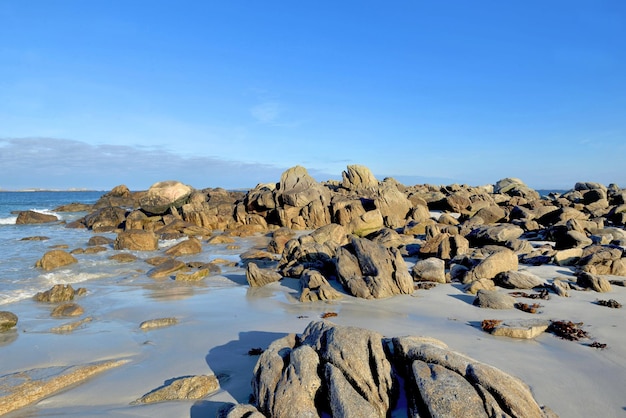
xmin=190 ymin=330 xmax=287 ymax=417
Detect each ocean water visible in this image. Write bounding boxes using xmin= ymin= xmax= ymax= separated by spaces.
xmin=0 ymin=191 xmax=252 ymax=307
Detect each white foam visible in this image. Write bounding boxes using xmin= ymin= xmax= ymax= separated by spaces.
xmin=0 ymin=216 xmax=17 ymax=225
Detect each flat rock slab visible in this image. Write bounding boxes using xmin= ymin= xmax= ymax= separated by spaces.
xmin=483 ymin=319 xmax=550 ymax=339
xmin=0 ymin=359 xmax=129 ymax=415
xmin=132 ymin=375 xmax=219 ymax=404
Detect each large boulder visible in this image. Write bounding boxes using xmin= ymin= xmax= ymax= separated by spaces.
xmin=0 ymin=311 xmax=18 ymax=331
xmin=139 ymin=180 xmax=193 ymax=215
xmin=15 ymin=211 xmax=58 ymax=224
xmin=341 ymin=164 xmax=379 ymax=190
xmin=246 ymin=263 xmax=282 ymax=287
xmin=467 ymin=224 xmax=525 ymax=246
xmin=411 ymin=257 xmax=446 ymax=283
xmin=35 ymin=250 xmax=77 ymax=271
xmin=164 ymin=237 xmax=202 ymax=257
xmin=82 ymin=207 xmax=128 ymax=232
xmin=114 ymin=230 xmax=158 ymax=251
xmin=335 ymin=236 xmax=413 ymax=299
xmin=463 ymin=248 xmax=519 ymax=283
xmin=299 ymin=269 xmax=343 ymax=302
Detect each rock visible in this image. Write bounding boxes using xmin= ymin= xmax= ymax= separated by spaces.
xmin=410 ymin=360 xmax=488 ymax=417
xmin=374 ymin=183 xmax=412 ymax=229
xmin=34 ymin=284 xmax=79 ymax=302
xmin=465 ymin=278 xmax=496 ymax=294
xmin=82 ymin=206 xmax=128 ymax=232
xmin=51 ymin=303 xmax=84 ymax=317
xmin=114 ymin=230 xmax=158 ymax=251
xmin=15 ymin=210 xmax=58 ymax=224
xmin=483 ymin=319 xmax=550 ymax=339
xmin=299 ymin=269 xmax=343 ymax=302
xmin=139 ymin=180 xmax=193 ymax=215
xmin=467 ymin=224 xmax=524 ymax=246
xmin=109 ymin=253 xmax=138 ymax=263
xmin=164 ymin=237 xmax=202 ymax=256
xmin=87 ymin=236 xmax=114 ymax=246
xmin=139 ymin=317 xmax=179 ymax=330
xmin=554 ymin=248 xmax=583 ymax=266
xmin=341 ymin=164 xmax=379 ymax=190
xmin=267 ymin=227 xmax=296 ymax=254
xmin=495 ymin=270 xmax=545 ymax=289
xmin=551 ymin=279 xmax=571 ymax=297
xmin=217 ymin=403 xmax=265 ymax=418
xmin=207 ymin=234 xmax=236 ymax=244
xmin=0 ymin=359 xmax=129 ymax=415
xmin=132 ymin=375 xmax=219 ymax=404
xmin=0 ymin=311 xmax=18 ymax=331
xmin=464 ymin=248 xmax=519 ymax=283
xmin=50 ymin=317 xmax=93 ymax=334
xmin=335 ymin=236 xmax=413 ymax=299
xmin=473 ymin=290 xmax=516 ymax=309
xmin=471 ymin=205 xmax=506 ymax=224
xmin=147 ymin=258 xmax=187 ymax=279
xmin=35 ymin=250 xmax=78 ymax=271
xmin=19 ymin=236 xmax=49 ymax=241
xmin=411 ymin=257 xmax=446 ymax=283
xmin=246 ymin=262 xmax=282 ymax=287
xmin=175 ymin=268 xmax=210 ymax=281
xmin=576 ymin=271 xmax=612 ymax=293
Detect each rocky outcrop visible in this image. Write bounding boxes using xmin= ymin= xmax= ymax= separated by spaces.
xmin=246 ymin=262 xmax=282 ymax=287
xmin=34 ymin=284 xmax=85 ymax=302
xmin=335 ymin=236 xmax=413 ymax=299
xmin=35 ymin=250 xmax=78 ymax=271
xmin=164 ymin=237 xmax=202 ymax=256
xmin=15 ymin=210 xmax=58 ymax=224
xmin=247 ymin=321 xmax=555 ymax=417
xmin=299 ymin=269 xmax=343 ymax=302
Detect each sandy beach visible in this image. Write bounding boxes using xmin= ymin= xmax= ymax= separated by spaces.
xmin=2 ymin=251 xmax=626 ymax=417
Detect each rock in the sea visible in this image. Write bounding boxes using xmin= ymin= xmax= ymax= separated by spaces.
xmin=132 ymin=375 xmax=219 ymax=404
xmin=139 ymin=317 xmax=179 ymax=330
xmin=164 ymin=237 xmax=202 ymax=256
xmin=0 ymin=359 xmax=129 ymax=415
xmin=147 ymin=258 xmax=187 ymax=279
xmin=35 ymin=250 xmax=78 ymax=271
xmin=15 ymin=210 xmax=58 ymax=224
xmin=34 ymin=284 xmax=83 ymax=303
xmin=335 ymin=236 xmax=413 ymax=299
xmin=51 ymin=303 xmax=84 ymax=317
xmin=138 ymin=180 xmax=194 ymax=215
xmin=473 ymin=290 xmax=516 ymax=309
xmin=0 ymin=311 xmax=18 ymax=331
xmin=246 ymin=262 xmax=282 ymax=287
xmin=114 ymin=230 xmax=159 ymax=251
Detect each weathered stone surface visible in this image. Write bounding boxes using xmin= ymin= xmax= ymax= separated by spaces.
xmin=35 ymin=250 xmax=78 ymax=271
xmin=374 ymin=183 xmax=412 ymax=229
xmin=551 ymin=279 xmax=571 ymax=297
xmin=139 ymin=317 xmax=179 ymax=330
xmin=471 ymin=205 xmax=506 ymax=224
xmin=485 ymin=319 xmax=550 ymax=339
xmin=50 ymin=317 xmax=93 ymax=334
xmin=34 ymin=284 xmax=80 ymax=303
xmin=246 ymin=262 xmax=282 ymax=287
xmin=411 ymin=257 xmax=446 ymax=283
xmin=267 ymin=227 xmax=296 ymax=254
xmin=411 ymin=360 xmax=488 ymax=417
xmin=0 ymin=359 xmax=129 ymax=415
xmin=467 ymin=224 xmax=524 ymax=245
xmin=175 ymin=268 xmax=210 ymax=281
xmin=554 ymin=248 xmax=583 ymax=266
xmin=15 ymin=210 xmax=58 ymax=224
xmin=109 ymin=253 xmax=138 ymax=263
xmin=82 ymin=206 xmax=128 ymax=232
xmin=335 ymin=236 xmax=413 ymax=299
xmin=576 ymin=271 xmax=612 ymax=292
xmin=341 ymin=164 xmax=378 ymax=190
xmin=495 ymin=270 xmax=544 ymax=289
xmin=299 ymin=269 xmax=343 ymax=302
xmin=465 ymin=278 xmax=496 ymax=294
xmin=164 ymin=237 xmax=202 ymax=256
xmin=138 ymin=180 xmax=193 ymax=215
xmin=464 ymin=248 xmax=518 ymax=283
xmin=51 ymin=302 xmax=84 ymax=317
xmin=473 ymin=290 xmax=516 ymax=309
xmin=217 ymin=403 xmax=265 ymax=418
xmin=147 ymin=258 xmax=187 ymax=279
xmin=132 ymin=375 xmax=219 ymax=404
xmin=114 ymin=230 xmax=158 ymax=251
xmin=0 ymin=312 xmax=18 ymax=331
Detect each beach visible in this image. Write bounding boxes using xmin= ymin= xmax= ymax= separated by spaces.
xmin=1 ymin=169 xmax=626 ymax=417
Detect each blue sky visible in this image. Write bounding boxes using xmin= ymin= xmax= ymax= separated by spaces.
xmin=1 ymin=1 xmax=625 ymax=191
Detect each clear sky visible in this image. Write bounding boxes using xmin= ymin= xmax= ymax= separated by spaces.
xmin=1 ymin=1 xmax=625 ymax=191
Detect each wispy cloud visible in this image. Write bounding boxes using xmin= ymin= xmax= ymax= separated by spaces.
xmin=0 ymin=137 xmax=292 ymax=190
xmin=250 ymin=101 xmax=282 ymax=124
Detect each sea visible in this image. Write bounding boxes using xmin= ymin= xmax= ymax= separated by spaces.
xmin=0 ymin=191 xmax=252 ymax=308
